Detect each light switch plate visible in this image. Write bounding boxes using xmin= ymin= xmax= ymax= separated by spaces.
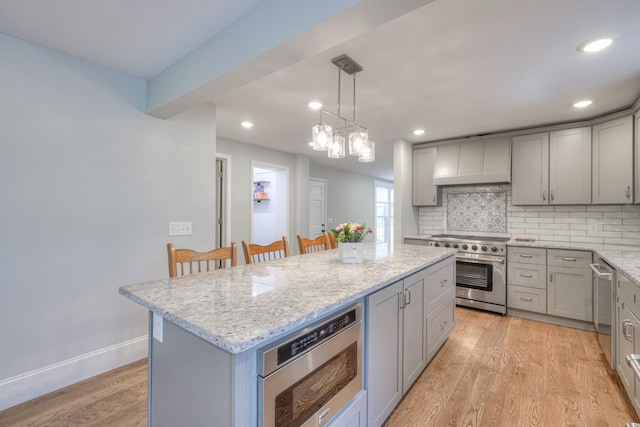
xmin=153 ymin=312 xmax=163 ymax=343
xmin=169 ymin=221 xmax=192 ymax=236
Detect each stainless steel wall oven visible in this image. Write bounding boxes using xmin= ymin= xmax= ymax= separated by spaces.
xmin=258 ymin=304 xmax=363 ymax=427
xmin=428 ymin=235 xmax=507 ymax=315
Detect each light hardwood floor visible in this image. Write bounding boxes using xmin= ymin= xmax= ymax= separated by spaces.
xmin=1 ymin=307 xmax=637 ymax=426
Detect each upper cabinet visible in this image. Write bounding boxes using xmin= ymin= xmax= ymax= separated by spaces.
xmin=412 ymin=147 xmax=439 ymax=206
xmin=592 ymin=116 xmax=633 ymax=204
xmin=512 ymin=127 xmax=591 ymax=205
xmin=432 ymin=136 xmax=511 ymax=186
xmin=512 ymin=133 xmax=549 ymax=205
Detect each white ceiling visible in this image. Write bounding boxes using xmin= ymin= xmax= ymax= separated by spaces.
xmin=2 ymin=0 xmax=640 ymax=181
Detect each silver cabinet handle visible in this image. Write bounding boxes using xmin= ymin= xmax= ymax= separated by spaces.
xmin=440 ymin=279 xmax=448 ymax=287
xmin=626 ymin=354 xmax=640 ymax=380
xmin=542 ymin=190 xmax=546 ymax=201
xmin=626 ymin=186 xmax=631 ymax=198
xmin=433 ymin=194 xmax=436 ymax=203
xmin=550 ymin=273 xmax=553 ymax=282
xmin=519 ymin=273 xmax=533 ymax=278
xmin=562 ymin=257 xmax=577 ymax=262
xmin=519 ymin=254 xmax=533 ymax=258
xmin=520 ymin=296 xmax=533 ymax=302
xmin=550 ymin=190 xmax=555 ymax=201
xmin=624 ymin=319 xmax=634 ymax=342
xmin=404 ymin=288 xmax=411 ymax=306
xmin=440 ymin=320 xmax=448 ymax=329
xmin=399 ymin=292 xmax=405 ymax=309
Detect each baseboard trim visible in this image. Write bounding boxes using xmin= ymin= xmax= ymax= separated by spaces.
xmin=0 ymin=336 xmax=148 ymax=411
xmin=507 ymin=308 xmax=596 ymax=332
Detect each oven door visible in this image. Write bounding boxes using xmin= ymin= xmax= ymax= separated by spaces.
xmin=259 ymin=321 xmax=362 ymax=427
xmin=455 ymin=256 xmax=506 ymax=306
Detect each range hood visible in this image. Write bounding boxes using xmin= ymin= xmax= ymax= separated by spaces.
xmin=433 ymin=136 xmax=511 ymax=185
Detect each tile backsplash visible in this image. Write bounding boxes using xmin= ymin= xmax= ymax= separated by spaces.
xmin=447 ymin=191 xmax=506 ymax=232
xmin=418 ymin=184 xmax=640 ymax=249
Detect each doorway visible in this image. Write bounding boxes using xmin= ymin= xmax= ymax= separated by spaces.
xmin=215 ymin=155 xmax=231 ymax=248
xmin=251 ymin=162 xmax=289 ymax=245
xmin=309 ymin=178 xmax=327 ymax=238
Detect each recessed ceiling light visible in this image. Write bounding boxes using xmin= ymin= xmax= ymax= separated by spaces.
xmin=241 ymin=121 xmax=254 ymax=128
xmin=573 ymin=100 xmax=592 ymax=108
xmin=413 ymin=129 xmax=425 ymax=136
xmin=308 ymin=101 xmax=322 ymax=110
xmin=577 ymin=37 xmax=613 ymax=53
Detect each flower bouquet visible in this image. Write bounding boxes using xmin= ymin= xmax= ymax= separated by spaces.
xmin=330 ymin=222 xmax=372 ymax=263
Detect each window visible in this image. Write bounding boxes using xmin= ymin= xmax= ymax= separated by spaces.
xmin=375 ymin=182 xmax=394 ymax=244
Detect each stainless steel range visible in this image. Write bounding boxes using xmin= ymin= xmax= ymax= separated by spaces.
xmin=427 ymin=234 xmax=508 ymax=315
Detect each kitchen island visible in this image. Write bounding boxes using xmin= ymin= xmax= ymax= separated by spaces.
xmin=120 ymin=243 xmax=456 ymax=427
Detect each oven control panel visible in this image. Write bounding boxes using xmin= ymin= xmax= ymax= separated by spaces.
xmin=428 ymin=240 xmax=505 ymax=255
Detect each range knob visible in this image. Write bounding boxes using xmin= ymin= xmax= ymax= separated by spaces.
xmin=471 ymin=245 xmax=478 ymax=251
xmin=453 ymin=243 xmax=459 ymax=249
xmin=444 ymin=243 xmax=450 ymax=248
xmin=481 ymin=246 xmax=488 ymax=252
xmin=433 ymin=242 xmax=440 ymax=247
xmin=462 ymin=244 xmax=468 ymax=250
xmin=491 ymin=246 xmax=499 ymax=252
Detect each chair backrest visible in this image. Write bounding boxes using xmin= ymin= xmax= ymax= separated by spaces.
xmin=327 ymin=232 xmax=338 ymax=249
xmin=297 ymin=234 xmax=330 ymax=254
xmin=167 ymin=243 xmax=237 ymax=277
xmin=242 ymin=236 xmax=290 ymax=264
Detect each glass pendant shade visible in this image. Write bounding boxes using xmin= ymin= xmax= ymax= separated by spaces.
xmin=312 ymin=124 xmax=333 ymax=151
xmin=348 ymin=130 xmax=368 ymax=155
xmin=328 ymin=135 xmax=345 ymax=158
xmin=358 ymin=141 xmax=375 ymax=162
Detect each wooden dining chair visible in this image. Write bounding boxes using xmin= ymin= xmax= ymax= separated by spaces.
xmin=297 ymin=234 xmax=330 ymax=254
xmin=167 ymin=242 xmax=237 ymax=277
xmin=242 ymin=236 xmax=290 ymax=264
xmin=326 ymin=232 xmax=338 ymax=249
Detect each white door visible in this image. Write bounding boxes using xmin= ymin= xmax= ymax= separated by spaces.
xmin=309 ymin=179 xmax=327 ymax=238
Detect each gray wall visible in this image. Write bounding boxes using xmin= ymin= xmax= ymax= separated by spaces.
xmin=310 ymin=163 xmax=388 ymax=236
xmin=1 ymin=33 xmax=217 ymax=380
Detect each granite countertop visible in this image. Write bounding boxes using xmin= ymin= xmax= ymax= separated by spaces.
xmin=119 ymin=243 xmax=455 ymax=355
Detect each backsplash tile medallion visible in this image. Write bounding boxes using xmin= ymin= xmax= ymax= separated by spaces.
xmin=447 ymin=192 xmax=507 ymax=232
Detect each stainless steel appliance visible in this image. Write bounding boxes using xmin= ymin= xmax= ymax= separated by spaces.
xmin=258 ymin=305 xmax=363 ymax=427
xmin=590 ymin=258 xmax=615 ymax=368
xmin=427 ymin=234 xmax=508 ymax=314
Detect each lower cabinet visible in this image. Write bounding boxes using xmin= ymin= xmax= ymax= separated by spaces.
xmin=327 ymin=390 xmax=367 ymax=427
xmin=366 ymin=256 xmax=455 ymax=427
xmin=547 ymin=266 xmax=593 ymax=322
xmin=617 ymin=273 xmax=640 ymax=415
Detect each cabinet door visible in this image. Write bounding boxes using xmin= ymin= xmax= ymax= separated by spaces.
xmin=412 ymin=147 xmax=438 ymax=206
xmin=618 ymin=296 xmax=636 ymax=398
xmin=592 ymin=116 xmax=633 ymax=204
xmin=367 ymin=281 xmax=403 ymax=427
xmin=549 ymin=127 xmax=591 ymax=204
xmin=402 ymin=274 xmax=426 ymax=395
xmin=547 ymin=266 xmax=593 ymax=321
xmin=512 ymin=133 xmax=549 ymax=205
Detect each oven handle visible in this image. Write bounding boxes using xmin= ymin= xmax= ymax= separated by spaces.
xmin=457 ymin=256 xmax=505 ymax=265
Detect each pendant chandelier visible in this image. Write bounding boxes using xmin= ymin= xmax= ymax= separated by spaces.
xmin=311 ymin=54 xmax=375 ymax=162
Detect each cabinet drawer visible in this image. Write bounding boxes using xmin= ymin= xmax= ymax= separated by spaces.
xmin=424 ymin=257 xmax=455 ymax=315
xmin=547 ymin=249 xmax=592 ymax=269
xmin=507 ymin=262 xmax=546 ymax=289
xmin=508 ymin=285 xmax=546 ymax=313
xmin=426 ymin=299 xmax=455 ymax=361
xmin=507 ymin=247 xmax=546 ymax=265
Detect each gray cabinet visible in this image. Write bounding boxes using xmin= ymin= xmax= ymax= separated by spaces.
xmin=616 ymin=271 xmax=640 ymax=414
xmin=549 ymin=127 xmax=591 ymax=204
xmin=366 ymin=257 xmax=455 ymax=427
xmin=512 ymin=128 xmax=592 ymax=205
xmin=412 ymin=147 xmax=438 ymax=206
xmin=546 ymin=249 xmax=593 ymax=322
xmin=511 ymin=133 xmax=549 ymax=205
xmin=592 ymin=116 xmax=633 ymax=204
xmin=367 ymin=270 xmax=426 ymax=427
xmin=635 ymin=113 xmax=640 ymax=203
xmin=507 ymin=247 xmax=547 ymax=313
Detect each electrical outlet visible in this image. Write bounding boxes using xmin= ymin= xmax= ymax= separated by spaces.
xmin=153 ymin=312 xmax=163 ymax=343
xmin=169 ymin=221 xmax=192 ymax=236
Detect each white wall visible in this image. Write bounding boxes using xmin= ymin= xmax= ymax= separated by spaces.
xmin=310 ymin=163 xmax=388 ymax=238
xmin=0 ymin=34 xmax=217 ymax=408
